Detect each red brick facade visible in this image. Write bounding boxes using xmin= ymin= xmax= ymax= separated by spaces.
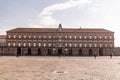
xmin=3 ymin=24 xmax=120 ymax=56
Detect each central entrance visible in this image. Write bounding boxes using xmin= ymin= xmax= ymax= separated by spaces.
xmin=27 ymin=48 xmax=31 ymax=55
xmin=17 ymin=47 xmax=21 ymax=56
xmin=58 ymin=48 xmax=62 ymax=56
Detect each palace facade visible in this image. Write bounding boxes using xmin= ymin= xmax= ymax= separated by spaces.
xmin=5 ymin=24 xmax=118 ymax=56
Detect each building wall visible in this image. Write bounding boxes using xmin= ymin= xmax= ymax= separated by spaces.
xmin=6 ymin=27 xmax=115 ymax=56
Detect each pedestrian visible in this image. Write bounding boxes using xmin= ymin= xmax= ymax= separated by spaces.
xmin=110 ymin=54 xmax=112 ymax=59
xmin=94 ymin=55 xmax=96 ymax=59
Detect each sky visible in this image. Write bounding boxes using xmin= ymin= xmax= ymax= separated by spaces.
xmin=0 ymin=0 xmax=120 ymax=47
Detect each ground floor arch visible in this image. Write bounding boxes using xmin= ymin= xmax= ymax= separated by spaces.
xmin=58 ymin=48 xmax=62 ymax=56
xmin=17 ymin=47 xmax=21 ymax=56
xmin=79 ymin=49 xmax=82 ymax=56
xmin=99 ymin=48 xmax=103 ymax=56
xmin=38 ymin=48 xmax=41 ymax=55
xmin=27 ymin=48 xmax=31 ymax=55
xmin=89 ymin=49 xmax=93 ymax=56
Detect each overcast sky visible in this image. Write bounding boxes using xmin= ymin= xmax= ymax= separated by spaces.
xmin=0 ymin=0 xmax=120 ymax=47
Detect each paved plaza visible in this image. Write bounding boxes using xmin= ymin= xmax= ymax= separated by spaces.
xmin=0 ymin=56 xmax=120 ymax=80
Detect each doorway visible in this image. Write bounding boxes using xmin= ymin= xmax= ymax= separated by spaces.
xmin=58 ymin=48 xmax=62 ymax=56
xmin=79 ymin=49 xmax=82 ymax=56
xmin=27 ymin=48 xmax=31 ymax=55
xmin=17 ymin=47 xmax=21 ymax=56
xmin=89 ymin=49 xmax=93 ymax=56
xmin=99 ymin=49 xmax=103 ymax=56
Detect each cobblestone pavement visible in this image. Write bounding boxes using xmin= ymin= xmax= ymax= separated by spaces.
xmin=0 ymin=56 xmax=120 ymax=80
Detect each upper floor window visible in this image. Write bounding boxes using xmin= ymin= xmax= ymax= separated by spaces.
xmin=44 ymin=36 xmax=46 ymax=39
xmin=18 ymin=42 xmax=21 ymax=47
xmin=79 ymin=36 xmax=82 ymax=39
xmin=13 ymin=35 xmax=16 ymax=38
xmin=65 ymin=43 xmax=67 ymax=46
xmin=48 ymin=43 xmax=51 ymax=47
xmin=100 ymin=43 xmax=102 ymax=47
xmin=19 ymin=35 xmax=21 ymax=38
xmin=8 ymin=42 xmax=11 ymax=46
xmin=24 ymin=35 xmax=26 ymax=38
xmin=39 ymin=35 xmax=41 ymax=39
xmin=89 ymin=43 xmax=92 ymax=47
xmin=89 ymin=36 xmax=92 ymax=39
xmin=74 ymin=36 xmax=77 ymax=39
xmin=34 ymin=35 xmax=36 ymax=39
xmin=69 ymin=36 xmax=72 ymax=39
xmin=29 ymin=35 xmax=31 ymax=39
xmin=49 ymin=36 xmax=51 ymax=39
xmin=69 ymin=43 xmax=72 ymax=47
xmin=99 ymin=36 xmax=102 ymax=39
xmin=79 ymin=43 xmax=82 ymax=47
xmin=105 ymin=36 xmax=107 ymax=39
xmin=28 ymin=43 xmax=31 ymax=47
xmin=13 ymin=42 xmax=15 ymax=47
xmin=65 ymin=36 xmax=67 ymax=38
xmin=95 ymin=43 xmax=97 ymax=47
xmin=84 ymin=36 xmax=87 ymax=39
xmin=8 ymin=35 xmax=11 ymax=38
xmin=38 ymin=43 xmax=41 ymax=47
xmin=43 ymin=43 xmax=46 ymax=47
xmin=84 ymin=43 xmax=87 ymax=47
xmin=33 ymin=43 xmax=36 ymax=47
xmin=105 ymin=43 xmax=107 ymax=47
xmin=74 ymin=43 xmax=77 ymax=47
xmin=23 ymin=43 xmax=26 ymax=47
xmin=94 ymin=36 xmax=97 ymax=39
xmin=110 ymin=36 xmax=112 ymax=39
xmin=110 ymin=44 xmax=113 ymax=47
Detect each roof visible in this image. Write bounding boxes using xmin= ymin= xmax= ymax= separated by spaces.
xmin=0 ymin=35 xmax=6 ymax=39
xmin=7 ymin=28 xmax=114 ymax=33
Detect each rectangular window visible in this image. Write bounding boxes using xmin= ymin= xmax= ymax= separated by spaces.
xmin=13 ymin=42 xmax=15 ymax=47
xmin=34 ymin=35 xmax=36 ymax=39
xmin=13 ymin=35 xmax=16 ymax=38
xmin=19 ymin=35 xmax=21 ymax=38
xmin=39 ymin=43 xmax=41 ymax=47
xmin=84 ymin=43 xmax=87 ymax=47
xmin=105 ymin=43 xmax=107 ymax=47
xmin=34 ymin=43 xmax=36 ymax=47
xmin=79 ymin=43 xmax=82 ymax=47
xmin=110 ymin=44 xmax=113 ymax=47
xmin=100 ymin=43 xmax=102 ymax=47
xmin=89 ymin=43 xmax=92 ymax=47
xmin=84 ymin=36 xmax=87 ymax=39
xmin=49 ymin=36 xmax=51 ymax=39
xmin=69 ymin=43 xmax=72 ymax=47
xmin=95 ymin=43 xmax=97 ymax=47
xmin=18 ymin=42 xmax=21 ymax=47
xmin=8 ymin=35 xmax=11 ymax=38
xmin=29 ymin=43 xmax=31 ymax=47
xmin=23 ymin=43 xmax=26 ymax=47
xmin=8 ymin=42 xmax=11 ymax=46
xmin=29 ymin=35 xmax=31 ymax=39
xmin=48 ymin=43 xmax=51 ymax=47
xmin=105 ymin=36 xmax=107 ymax=39
xmin=94 ymin=36 xmax=97 ymax=39
xmin=110 ymin=36 xmax=112 ymax=39
xmin=24 ymin=35 xmax=26 ymax=38
xmin=89 ymin=36 xmax=92 ymax=39
xmin=44 ymin=43 xmax=46 ymax=47
xmin=79 ymin=36 xmax=82 ymax=39
xmin=74 ymin=36 xmax=77 ymax=39
xmin=74 ymin=43 xmax=77 ymax=47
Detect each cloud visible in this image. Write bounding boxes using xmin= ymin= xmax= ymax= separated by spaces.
xmin=33 ymin=0 xmax=93 ymax=28
xmin=39 ymin=0 xmax=92 ymax=16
